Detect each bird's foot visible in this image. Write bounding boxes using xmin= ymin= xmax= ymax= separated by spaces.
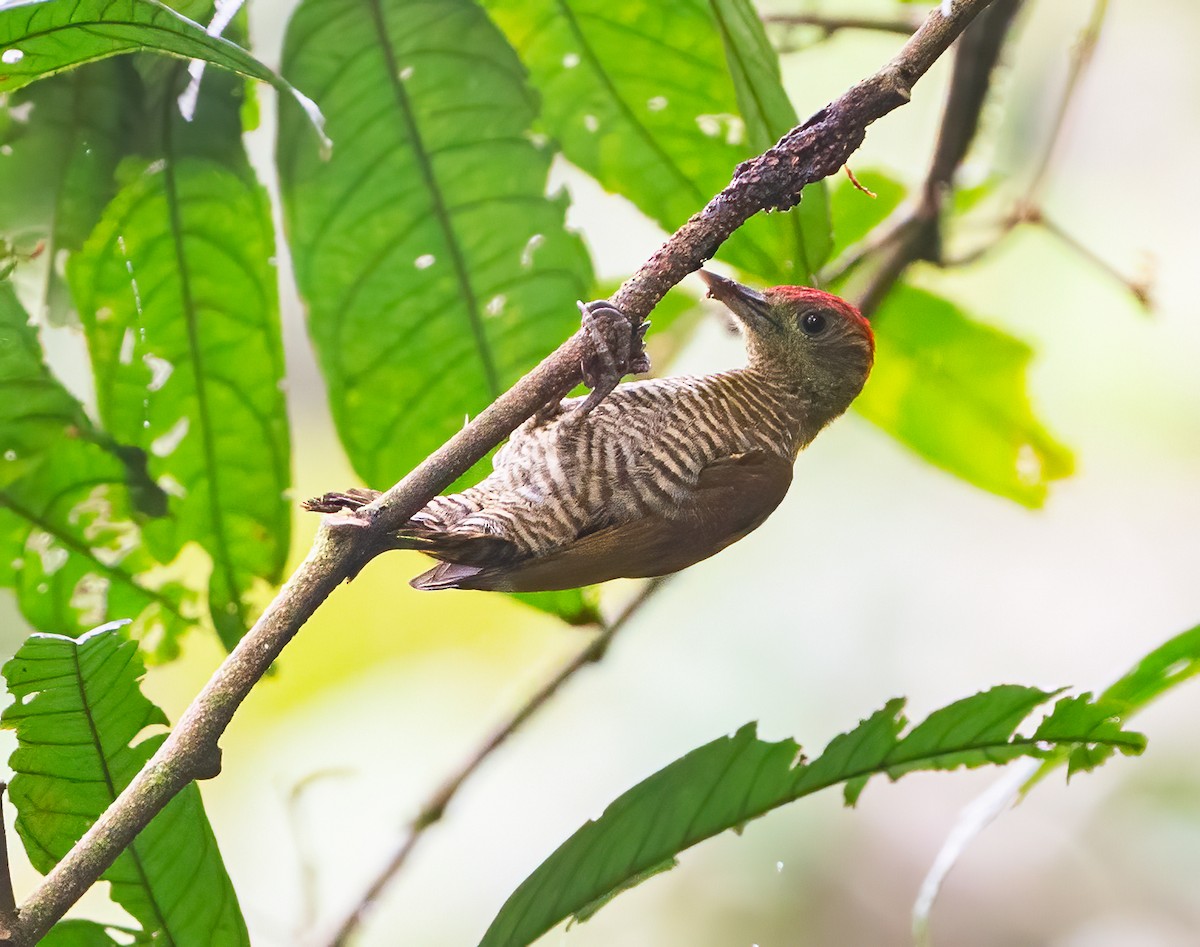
xmin=302 ymin=487 xmax=381 ymax=515
xmin=531 ymin=397 xmax=568 ymax=426
xmin=575 ymin=300 xmax=650 ymax=415
xmin=302 ymin=488 xmax=389 ymax=581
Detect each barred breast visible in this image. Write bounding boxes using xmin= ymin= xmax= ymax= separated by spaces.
xmin=412 ymin=368 xmax=803 ymax=556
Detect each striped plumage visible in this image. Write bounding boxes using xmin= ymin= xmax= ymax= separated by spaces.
xmin=417 ymin=369 xmax=800 ymax=550
xmin=312 ymin=271 xmax=874 ymax=592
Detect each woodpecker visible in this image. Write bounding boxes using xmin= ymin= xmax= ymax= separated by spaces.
xmin=307 ymin=271 xmax=874 ymax=592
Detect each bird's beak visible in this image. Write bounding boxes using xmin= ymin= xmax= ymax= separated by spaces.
xmin=697 ymin=270 xmax=778 ymax=331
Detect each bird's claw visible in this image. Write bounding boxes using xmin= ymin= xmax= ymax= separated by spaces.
xmin=302 ymin=487 xmax=381 ymax=514
xmin=575 ymin=300 xmax=650 ymax=415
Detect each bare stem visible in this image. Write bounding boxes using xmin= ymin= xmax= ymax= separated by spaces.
xmin=1026 ymin=0 xmax=1108 ymax=204
xmin=4 ymin=2 xmax=996 ymax=942
xmin=1034 ymin=213 xmax=1152 ymax=308
xmin=323 ymin=578 xmax=667 ymax=947
xmin=764 ymin=13 xmax=922 ymax=38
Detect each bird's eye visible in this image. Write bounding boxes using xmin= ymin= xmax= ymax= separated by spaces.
xmin=801 ymin=310 xmax=828 ymax=336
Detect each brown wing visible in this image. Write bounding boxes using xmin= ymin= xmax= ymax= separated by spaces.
xmin=434 ymin=450 xmax=793 ymax=592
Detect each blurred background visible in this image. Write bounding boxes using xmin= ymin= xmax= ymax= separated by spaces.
xmin=4 ymin=1 xmax=1200 ymax=944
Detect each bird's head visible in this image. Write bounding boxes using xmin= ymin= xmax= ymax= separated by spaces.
xmin=699 ymin=269 xmax=874 ymax=428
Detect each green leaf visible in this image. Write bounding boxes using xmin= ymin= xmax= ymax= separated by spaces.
xmin=479 ymin=687 xmax=1142 ymax=945
xmin=0 ymin=436 xmax=195 ymax=658
xmin=508 ymin=587 xmax=601 ymax=627
xmin=1 ymin=626 xmax=248 ymax=943
xmin=855 ymin=284 xmax=1074 ymax=507
xmin=826 ymin=167 xmax=907 ymax=263
xmin=1100 ymin=622 xmax=1200 ymax=709
xmin=950 ymin=174 xmax=1001 ymax=216
xmin=803 ymin=699 xmax=906 ymax=807
xmin=1029 ymin=622 xmax=1200 ymax=784
xmin=1 ymin=224 xmax=168 ymax=515
xmin=69 ymin=158 xmax=290 ymax=649
xmin=482 ymin=0 xmax=823 ymax=284
xmin=1033 ymin=693 xmax=1146 ymax=777
xmin=136 ymin=44 xmax=258 ymax=175
xmin=881 ymin=685 xmax=1060 ymax=782
xmin=571 ymin=857 xmax=678 ymax=924
xmin=3 ymin=272 xmax=165 ymax=495
xmin=0 ymin=281 xmax=91 ymax=485
xmin=41 ymin=920 xmax=128 ymax=947
xmin=709 ymin=0 xmax=831 ymax=277
xmin=0 ymin=61 xmax=136 ymax=322
xmin=0 ymin=0 xmax=328 ymax=148
xmin=277 ymin=0 xmax=592 ymax=487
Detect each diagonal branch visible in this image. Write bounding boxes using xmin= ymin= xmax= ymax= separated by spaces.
xmin=4 ymin=2 xmax=995 ymax=942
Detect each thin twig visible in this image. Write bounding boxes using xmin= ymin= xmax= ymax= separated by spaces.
xmin=844 ymin=165 xmax=878 ymax=198
xmin=941 ymin=199 xmax=1154 ymax=307
xmin=819 ymin=209 xmax=913 ymax=286
xmin=764 ymin=13 xmax=922 ymax=38
xmin=3 ymin=3 xmax=995 ymax=942
xmin=1025 ymin=0 xmax=1108 ymax=204
xmin=324 ymin=578 xmax=667 ymax=947
xmin=1033 ymin=213 xmax=1153 ymax=308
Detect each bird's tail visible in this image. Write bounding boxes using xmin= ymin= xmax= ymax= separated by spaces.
xmin=396 ymin=529 xmax=511 ymax=591
xmin=409 ymin=560 xmax=488 ymax=590
xmin=303 ymin=486 xmax=516 ymax=589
